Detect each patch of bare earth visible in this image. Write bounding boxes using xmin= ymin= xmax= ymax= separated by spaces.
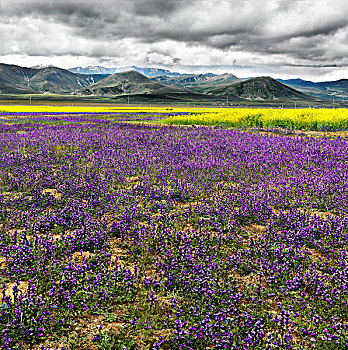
xmin=42 ymin=188 xmax=62 ymax=200
xmin=0 ymin=281 xmax=28 ymax=303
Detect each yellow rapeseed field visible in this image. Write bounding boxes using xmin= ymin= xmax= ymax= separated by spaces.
xmin=162 ymin=108 xmax=348 ymax=130
xmin=0 ymin=104 xmax=217 ymax=114
xmin=1 ymin=104 xmax=348 ymax=130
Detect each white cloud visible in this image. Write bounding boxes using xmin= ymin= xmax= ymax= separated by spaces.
xmin=0 ymin=0 xmax=348 ymax=80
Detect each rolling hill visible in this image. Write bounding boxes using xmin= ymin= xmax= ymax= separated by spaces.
xmin=77 ymin=70 xmax=201 ymax=99
xmin=206 ymin=76 xmax=313 ymax=100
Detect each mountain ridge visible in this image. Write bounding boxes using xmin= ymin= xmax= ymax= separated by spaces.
xmin=0 ymin=63 xmax=318 ymax=102
xmin=77 ymin=70 xmax=199 ymax=98
xmin=277 ymin=78 xmax=348 ymax=100
xmin=0 ymin=63 xmax=108 ymax=94
xmin=207 ymin=76 xmax=313 ymax=100
xmin=70 ymin=65 xmax=184 ymax=77
xmin=151 ymin=73 xmax=239 ymax=93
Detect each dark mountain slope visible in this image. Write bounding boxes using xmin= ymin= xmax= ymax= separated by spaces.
xmin=0 ymin=63 xmax=108 ymax=94
xmin=207 ymin=76 xmax=314 ymax=100
xmin=0 ymin=63 xmax=38 ymax=94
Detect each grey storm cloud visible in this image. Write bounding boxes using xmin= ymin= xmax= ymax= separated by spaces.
xmin=1 ymin=0 xmax=348 ymax=79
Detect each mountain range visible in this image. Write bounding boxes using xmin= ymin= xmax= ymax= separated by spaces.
xmin=78 ymin=70 xmax=203 ymax=101
xmin=2 ymin=62 xmax=346 ymax=102
xmin=0 ymin=63 xmax=108 ymax=94
xmin=277 ymin=78 xmax=348 ymax=100
xmin=151 ymin=73 xmax=239 ymax=93
xmin=71 ymin=66 xmax=348 ymax=100
xmin=70 ymin=65 xmax=183 ymax=77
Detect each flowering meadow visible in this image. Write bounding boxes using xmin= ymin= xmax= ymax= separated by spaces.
xmin=0 ymin=112 xmax=347 ymax=349
xmin=162 ymin=108 xmax=348 ymax=131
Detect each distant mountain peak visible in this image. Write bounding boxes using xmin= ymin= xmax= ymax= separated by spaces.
xmin=31 ymin=64 xmax=55 ymax=69
xmin=69 ymin=65 xmax=183 ymax=77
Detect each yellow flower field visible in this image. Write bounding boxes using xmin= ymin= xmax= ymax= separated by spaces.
xmin=1 ymin=104 xmax=348 ymax=131
xmin=162 ymin=108 xmax=348 ymax=130
xmin=0 ymin=104 xmax=217 ymax=114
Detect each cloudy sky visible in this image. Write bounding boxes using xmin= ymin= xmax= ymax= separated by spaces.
xmin=1 ymin=0 xmax=348 ymax=81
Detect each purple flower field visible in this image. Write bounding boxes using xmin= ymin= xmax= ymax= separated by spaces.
xmin=0 ymin=113 xmax=347 ymax=349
